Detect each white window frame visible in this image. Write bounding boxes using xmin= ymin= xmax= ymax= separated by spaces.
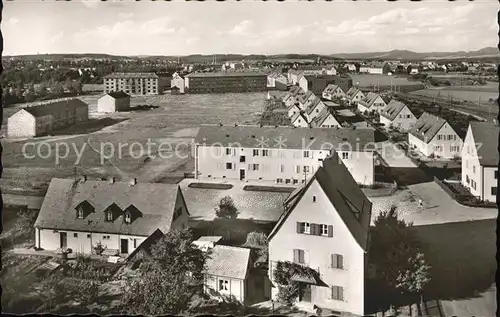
xmin=106 ymin=212 xmax=113 ymax=221
xmin=320 ymin=224 xmax=328 ymax=236
xmin=218 ymin=279 xmax=229 ymax=292
xmin=125 ymin=213 xmax=131 ymax=223
xmin=77 ymin=208 xmax=84 ymax=219
xmin=342 ymin=152 xmax=349 ymax=160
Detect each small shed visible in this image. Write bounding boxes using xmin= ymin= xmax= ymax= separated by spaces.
xmin=97 ymin=91 xmax=131 ymax=113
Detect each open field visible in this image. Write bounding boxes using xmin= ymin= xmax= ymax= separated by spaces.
xmin=349 ymin=74 xmax=424 ymax=87
xmin=410 ymin=87 xmax=497 ymax=106
xmin=1 ymin=93 xmax=266 ymax=191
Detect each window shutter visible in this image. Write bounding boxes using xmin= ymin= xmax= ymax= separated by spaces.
xmin=328 ymin=225 xmax=334 ymax=237
xmin=339 ymin=287 xmax=344 ymax=300
xmin=248 ymin=164 xmax=251 ymax=171
xmin=293 ymin=249 xmax=299 ymax=262
xmin=299 ymin=250 xmax=305 ymax=264
xmin=331 ymin=254 xmax=337 ymax=268
xmin=296 ymin=222 xmax=301 ymax=233
xmin=338 ymin=255 xmax=343 ymax=269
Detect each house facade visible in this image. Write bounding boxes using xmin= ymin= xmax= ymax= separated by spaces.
xmin=8 ymin=99 xmax=89 ymax=138
xmin=322 ymin=84 xmax=346 ymax=101
xmin=310 ymin=108 xmax=342 ymax=128
xmin=408 ymin=112 xmax=463 ymax=159
xmin=171 ymin=72 xmax=185 ymax=93
xmin=268 ymin=153 xmax=371 ymax=315
xmin=461 ymin=122 xmax=499 ymax=202
xmin=346 ymin=88 xmax=366 ymax=106
xmin=34 ymin=177 xmax=189 ymax=255
xmin=304 ymin=98 xmax=327 ymax=123
xmin=379 ymin=100 xmax=417 ymax=131
xmin=104 ymin=72 xmax=159 ymax=95
xmin=291 ymin=112 xmax=309 ymax=128
xmin=185 ymin=72 xmax=268 ymax=93
xmin=357 ymin=92 xmax=387 ymax=114
xmin=203 ymin=244 xmax=252 ymax=304
xmin=287 ymin=104 xmax=302 ymax=118
xmin=194 ymin=125 xmax=375 ymax=185
xmin=97 ymin=91 xmax=131 ymax=113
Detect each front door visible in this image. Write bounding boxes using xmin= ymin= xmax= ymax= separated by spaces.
xmin=120 ymin=239 xmax=129 ymax=254
xmin=240 ymin=169 xmax=245 ymax=180
xmin=299 ymin=284 xmax=312 ymax=303
xmin=59 ymin=232 xmax=67 ymax=249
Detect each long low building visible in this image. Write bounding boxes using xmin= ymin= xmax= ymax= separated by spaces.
xmin=34 ymin=177 xmax=189 ymax=255
xmin=8 ymin=98 xmax=89 ymax=138
xmin=194 ymin=125 xmax=375 ymax=185
xmin=185 ymin=72 xmax=268 ymax=93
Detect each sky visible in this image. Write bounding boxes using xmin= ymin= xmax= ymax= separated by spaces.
xmin=2 ymin=1 xmax=498 ymax=56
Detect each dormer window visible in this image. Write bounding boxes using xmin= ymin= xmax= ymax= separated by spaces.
xmin=77 ymin=208 xmax=84 ymax=219
xmin=106 ymin=212 xmax=113 ymax=221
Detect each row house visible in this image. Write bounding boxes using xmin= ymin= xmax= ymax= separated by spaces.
xmin=408 ymin=112 xmax=463 ymax=159
xmin=357 ymin=92 xmax=387 ymax=114
xmin=8 ymin=98 xmax=89 ymax=138
xmin=268 ymin=152 xmax=372 ymax=315
xmin=103 ymin=72 xmax=160 ymax=95
xmin=304 ymin=98 xmax=327 ymax=123
xmin=34 ymin=177 xmax=190 ymax=255
xmin=267 ymin=72 xmax=288 ymax=90
xmin=288 ymin=69 xmax=305 ymax=85
xmin=283 ymin=86 xmax=306 ymax=108
xmin=309 ymin=108 xmax=343 ymax=128
xmin=322 ymin=84 xmax=346 ymax=101
xmin=194 ymin=125 xmax=375 ymax=186
xmin=461 ymin=122 xmax=499 ymax=202
xmin=379 ymin=100 xmax=417 ymax=132
xmin=291 ymin=112 xmax=310 ymax=128
xmin=346 ymin=87 xmax=366 ymax=106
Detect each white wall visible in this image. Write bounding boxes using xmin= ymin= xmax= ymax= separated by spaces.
xmin=293 ymin=116 xmax=309 ymax=128
xmin=205 ymin=274 xmax=246 ymax=303
xmin=97 ymin=95 xmax=117 ymax=113
xmin=380 ymin=106 xmax=417 ymax=132
xmin=299 ymin=77 xmax=308 ymax=92
xmin=268 ymin=179 xmax=366 ymax=316
xmin=427 ymin=123 xmax=463 ymax=159
xmin=305 ymin=102 xmax=326 ymax=123
xmin=482 ymin=167 xmax=498 ymax=202
xmin=288 ymin=105 xmax=300 ymax=118
xmin=37 ymin=228 xmax=148 ymax=255
xmin=195 ymin=146 xmax=374 ymax=185
xmin=318 ymin=115 xmax=341 ymax=128
xmin=8 ymin=110 xmax=36 ymax=138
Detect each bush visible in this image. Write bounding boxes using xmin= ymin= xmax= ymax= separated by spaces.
xmin=276 ymin=284 xmax=300 ymax=305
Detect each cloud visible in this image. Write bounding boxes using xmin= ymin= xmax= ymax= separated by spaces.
xmin=229 ymin=20 xmax=254 ymax=35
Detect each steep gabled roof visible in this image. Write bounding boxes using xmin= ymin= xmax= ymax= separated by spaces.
xmin=380 ymin=100 xmax=411 ymax=121
xmin=408 ymin=112 xmax=449 ymax=143
xmin=469 ymin=122 xmax=500 ymax=167
xmin=346 ymin=87 xmax=364 ymax=100
xmin=269 ymin=152 xmax=372 ymax=251
xmin=305 ymin=98 xmax=323 ymax=115
xmin=323 ymin=84 xmax=341 ymax=95
xmin=291 ymin=111 xmax=308 ymax=125
xmin=34 ymin=178 xmax=187 ymax=236
xmin=360 ymin=92 xmax=385 ymax=109
xmin=310 ymin=107 xmax=339 ymax=128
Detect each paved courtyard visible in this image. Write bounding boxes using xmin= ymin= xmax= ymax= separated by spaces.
xmin=376 ymin=141 xmax=416 ymax=168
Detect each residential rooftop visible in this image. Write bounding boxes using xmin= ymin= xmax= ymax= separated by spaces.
xmin=469 ymin=122 xmax=499 ymax=167
xmin=380 ymin=100 xmax=409 ymax=121
xmin=185 ymin=72 xmax=267 ymax=78
xmin=23 ymin=98 xmax=88 ymax=118
xmin=409 ymin=112 xmax=448 ymax=143
xmin=104 ymin=72 xmax=159 ymax=79
xmin=204 ymin=245 xmax=251 ymax=280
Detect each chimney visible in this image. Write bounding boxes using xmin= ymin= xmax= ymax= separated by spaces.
xmin=129 ymin=178 xmax=138 ymax=186
xmin=109 ymin=177 xmax=115 ymax=184
xmin=219 ymin=122 xmax=223 ymax=127
xmin=80 ymin=175 xmax=87 ymax=182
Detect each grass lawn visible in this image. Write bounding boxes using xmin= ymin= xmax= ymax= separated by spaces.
xmin=1 ymin=92 xmax=266 ymax=191
xmin=411 ymin=88 xmax=496 ymax=106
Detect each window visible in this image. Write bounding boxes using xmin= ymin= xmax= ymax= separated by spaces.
xmin=293 ymin=249 xmax=306 ymax=264
xmin=293 ymin=179 xmax=298 ymax=184
xmin=253 ymin=149 xmax=259 ymax=156
xmin=106 ymin=212 xmax=113 ymax=221
xmin=87 ymin=234 xmax=91 ymax=238
xmin=313 ymin=195 xmax=316 ymax=203
xmin=262 ymin=149 xmax=269 ymax=156
xmin=320 ymin=224 xmax=329 ymax=236
xmin=303 ymin=151 xmax=310 ymax=158
xmin=277 ymin=178 xmax=283 ymax=184
xmin=285 ymin=179 xmax=291 ymax=184
xmin=226 ymin=162 xmax=233 ymax=170
xmin=124 ymin=213 xmax=131 ymax=223
xmin=133 ymin=239 xmax=137 ymax=248
xmin=251 ymin=164 xmax=259 ymax=171
xmin=240 ymin=156 xmax=245 ymax=163
xmin=77 ymin=208 xmax=84 ymax=219
xmin=280 ymin=165 xmax=285 ymax=173
xmin=298 ymin=222 xmax=311 ymax=234
xmin=303 ymin=166 xmax=310 ymax=173
xmin=466 ymin=175 xmax=470 ymax=184
xmin=73 ymin=233 xmax=78 ymax=238
xmin=331 ymin=254 xmax=344 ymax=269
xmin=342 ymin=152 xmax=349 ymax=160
xmin=218 ymin=279 xmax=229 ymax=291
xmin=331 ymin=286 xmax=344 ymax=301
xmin=495 ymin=171 xmax=498 ymax=179
xmin=472 ymin=166 xmax=476 ymax=174
xmin=492 ymin=187 xmax=497 ymax=195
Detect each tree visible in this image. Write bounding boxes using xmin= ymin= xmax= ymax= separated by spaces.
xmin=119 ymin=228 xmax=209 ymax=315
xmin=214 ymin=196 xmax=239 ymax=219
xmin=72 ymin=80 xmax=83 ymax=95
xmin=369 ymin=205 xmax=431 ymax=300
xmin=244 ymin=231 xmax=268 ymax=267
xmin=50 ymin=81 xmax=64 ymax=95
xmin=36 ymin=82 xmax=48 ymax=97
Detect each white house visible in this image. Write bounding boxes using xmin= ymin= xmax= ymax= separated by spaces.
xmin=346 ymin=88 xmax=366 ymax=106
xmin=33 ymin=177 xmax=189 ymax=256
xmin=304 ymin=98 xmax=327 ymax=123
xmin=310 ymin=108 xmax=342 ymax=128
xmin=322 ymin=84 xmax=346 ymax=101
xmin=288 ymin=69 xmax=305 ymax=85
xmin=267 ymin=72 xmax=288 ymax=89
xmin=7 ymin=99 xmax=89 ymax=138
xmin=324 ymin=65 xmax=337 ymax=76
xmin=379 ymin=100 xmax=417 ymax=132
xmin=298 ymin=91 xmax=317 ymax=111
xmin=284 ymin=86 xmax=305 ymax=108
xmin=357 ymin=92 xmax=387 ymax=114
xmin=194 ymin=125 xmax=375 ymax=185
xmin=408 ymin=112 xmax=463 ymax=159
xmin=204 ymin=244 xmax=252 ymax=304
xmin=97 ymin=91 xmax=131 ymax=113
xmin=268 ymin=152 xmax=371 ymax=315
xmin=345 ymin=64 xmax=357 ymax=72
xmin=171 ymin=72 xmax=185 ymax=93
xmin=461 ymin=122 xmax=499 ymax=202
xmin=291 ymin=112 xmax=309 ymax=128
xmin=288 ymin=104 xmax=302 ymax=118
